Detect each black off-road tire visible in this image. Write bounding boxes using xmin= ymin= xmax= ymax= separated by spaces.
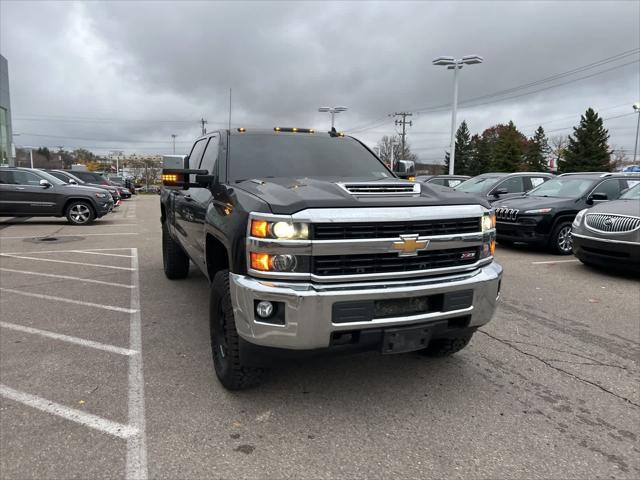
xmin=549 ymin=221 xmax=573 ymax=255
xmin=162 ymin=222 xmax=189 ymax=279
xmin=420 ymin=334 xmax=473 ymax=357
xmin=65 ymin=201 xmax=95 ymax=225
xmin=210 ymin=270 xmax=265 ymax=390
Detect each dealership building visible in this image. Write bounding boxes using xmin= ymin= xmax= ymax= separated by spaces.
xmin=0 ymin=54 xmax=13 ymax=166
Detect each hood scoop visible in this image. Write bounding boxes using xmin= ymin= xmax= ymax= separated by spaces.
xmin=337 ymin=182 xmax=421 ymax=196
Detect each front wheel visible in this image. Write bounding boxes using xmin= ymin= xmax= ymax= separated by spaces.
xmin=210 ymin=270 xmax=265 ymax=390
xmin=65 ymin=201 xmax=95 ymax=225
xmin=550 ymin=221 xmax=573 ymax=255
xmin=162 ymin=222 xmax=189 ymax=279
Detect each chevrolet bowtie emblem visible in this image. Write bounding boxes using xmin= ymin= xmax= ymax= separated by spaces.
xmin=392 ymin=234 xmax=429 ymax=257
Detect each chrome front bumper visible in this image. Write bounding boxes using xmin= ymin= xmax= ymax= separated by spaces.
xmin=229 ymin=262 xmax=502 ymax=350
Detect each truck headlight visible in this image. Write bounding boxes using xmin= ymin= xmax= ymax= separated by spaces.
xmin=250 ymin=220 xmax=309 ymax=240
xmin=572 ymin=209 xmax=588 ymax=228
xmin=250 ymin=253 xmax=298 ymax=272
xmin=482 ymin=212 xmax=496 ymax=231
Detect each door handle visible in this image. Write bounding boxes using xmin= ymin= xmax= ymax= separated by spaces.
xmin=15 ymin=187 xmax=26 ymax=190
xmin=184 ymin=194 xmax=193 ymax=201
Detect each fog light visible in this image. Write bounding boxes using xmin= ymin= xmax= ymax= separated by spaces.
xmin=256 ymin=301 xmax=274 ymax=319
xmin=271 ymin=254 xmax=297 ymax=272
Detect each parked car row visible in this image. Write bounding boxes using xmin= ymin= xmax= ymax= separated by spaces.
xmin=0 ymin=167 xmax=134 ymax=225
xmin=418 ymin=172 xmax=640 ymax=271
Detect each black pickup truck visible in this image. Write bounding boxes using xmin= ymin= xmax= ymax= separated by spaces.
xmin=160 ymin=128 xmax=502 ymax=390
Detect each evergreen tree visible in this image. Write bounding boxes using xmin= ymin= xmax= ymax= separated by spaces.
xmin=491 ymin=121 xmax=526 ymax=172
xmin=466 ymin=134 xmax=492 ymax=176
xmin=445 ymin=121 xmax=472 ymax=175
xmin=523 ymin=126 xmax=550 ymax=171
xmin=559 ymin=108 xmax=611 ymax=173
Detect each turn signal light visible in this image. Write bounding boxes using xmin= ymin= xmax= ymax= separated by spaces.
xmin=250 ymin=220 xmax=269 ymax=238
xmin=490 ymin=239 xmax=496 ymax=256
xmin=250 ymin=253 xmax=272 ymax=271
xmin=162 ymin=173 xmax=178 ymax=183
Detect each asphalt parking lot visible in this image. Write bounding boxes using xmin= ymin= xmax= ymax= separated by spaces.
xmin=1 ymin=195 xmax=638 ymax=479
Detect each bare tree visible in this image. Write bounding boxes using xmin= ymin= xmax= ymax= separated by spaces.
xmin=549 ymin=135 xmax=568 ymax=171
xmin=375 ymin=135 xmax=418 ymax=168
xmin=610 ymin=146 xmax=629 ymax=172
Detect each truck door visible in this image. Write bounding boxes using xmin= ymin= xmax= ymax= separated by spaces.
xmin=180 ymin=135 xmax=221 ymax=269
xmin=174 ymin=138 xmax=208 ymax=259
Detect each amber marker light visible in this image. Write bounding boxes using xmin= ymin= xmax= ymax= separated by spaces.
xmin=162 ymin=173 xmax=179 ymax=183
xmin=490 ymin=239 xmax=496 ymax=256
xmin=250 ymin=253 xmax=272 ymax=271
xmin=250 ymin=220 xmax=269 ymax=238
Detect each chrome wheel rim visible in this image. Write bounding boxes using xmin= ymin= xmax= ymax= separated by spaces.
xmin=70 ymin=204 xmax=90 ymax=223
xmin=557 ymin=226 xmax=573 ymax=253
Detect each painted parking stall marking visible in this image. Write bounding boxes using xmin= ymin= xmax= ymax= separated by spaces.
xmin=0 ymin=247 xmax=148 ymax=480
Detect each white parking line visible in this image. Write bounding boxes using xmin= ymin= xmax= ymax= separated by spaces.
xmin=126 ymin=248 xmax=148 ymax=480
xmin=0 ymin=248 xmax=133 ymax=255
xmin=68 ymin=250 xmax=133 ymax=258
xmin=0 ymin=288 xmax=137 ymax=314
xmin=0 ymin=321 xmax=137 ymax=356
xmin=0 ymin=233 xmax=138 ymax=240
xmin=0 ymin=384 xmax=139 ymax=439
xmin=0 ymin=254 xmax=134 ymax=271
xmin=532 ymin=259 xmax=580 ymax=265
xmin=0 ymin=268 xmax=134 ymax=289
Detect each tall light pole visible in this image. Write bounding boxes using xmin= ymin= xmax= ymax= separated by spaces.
xmin=318 ymin=106 xmax=348 ymax=130
xmin=432 ymin=55 xmax=484 ymax=175
xmin=633 ymin=102 xmax=640 ymax=163
xmin=171 ymin=134 xmax=177 ymax=154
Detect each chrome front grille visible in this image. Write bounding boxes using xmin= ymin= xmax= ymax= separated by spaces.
xmin=338 ymin=182 xmax=420 ymax=196
xmin=585 ymin=214 xmax=640 ymax=233
xmin=495 ymin=207 xmax=519 ymax=221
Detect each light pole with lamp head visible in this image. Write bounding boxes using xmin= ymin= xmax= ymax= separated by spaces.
xmin=318 ymin=106 xmax=348 ymax=131
xmin=633 ymin=102 xmax=640 ymax=163
xmin=432 ymin=55 xmax=484 ymax=175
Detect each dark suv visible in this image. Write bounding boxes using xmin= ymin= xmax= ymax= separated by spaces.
xmin=64 ymin=170 xmax=129 ymax=200
xmin=454 ymin=172 xmax=554 ymax=203
xmin=46 ymin=169 xmax=121 ymax=203
xmin=492 ymin=173 xmax=640 ymax=254
xmin=0 ymin=167 xmax=113 ymax=224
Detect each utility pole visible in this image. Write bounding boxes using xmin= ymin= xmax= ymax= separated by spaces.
xmin=200 ymin=118 xmax=208 ymax=135
xmin=171 ymin=134 xmax=177 ymax=154
xmin=393 ymin=112 xmax=413 ymax=159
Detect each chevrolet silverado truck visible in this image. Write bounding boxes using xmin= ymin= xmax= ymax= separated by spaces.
xmin=160 ymin=128 xmax=502 ymax=390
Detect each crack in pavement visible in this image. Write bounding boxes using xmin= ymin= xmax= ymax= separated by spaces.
xmin=478 ymin=330 xmax=640 ymax=408
xmin=504 ymin=339 xmax=629 ymax=370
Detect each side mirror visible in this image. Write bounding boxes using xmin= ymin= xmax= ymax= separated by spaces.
xmin=39 ymin=179 xmax=52 ymax=188
xmin=68 ymin=179 xmax=78 ymax=185
xmin=588 ymin=192 xmax=608 ymax=204
xmin=493 ymin=188 xmax=508 ymax=197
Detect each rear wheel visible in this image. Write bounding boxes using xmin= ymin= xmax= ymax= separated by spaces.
xmin=550 ymin=221 xmax=573 ymax=255
xmin=162 ymin=222 xmax=189 ymax=279
xmin=210 ymin=270 xmax=265 ymax=390
xmin=65 ymin=201 xmax=95 ymax=225
xmin=419 ymin=334 xmax=473 ymax=357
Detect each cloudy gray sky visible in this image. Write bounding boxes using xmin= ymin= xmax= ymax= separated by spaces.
xmin=1 ymin=0 xmax=639 ymax=161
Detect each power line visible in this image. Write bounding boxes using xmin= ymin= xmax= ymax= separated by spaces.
xmin=347 ymin=49 xmax=639 ymax=133
xmin=15 ymin=132 xmax=192 ymax=143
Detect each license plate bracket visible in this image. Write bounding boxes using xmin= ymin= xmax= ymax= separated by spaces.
xmin=381 ymin=324 xmax=432 ymax=354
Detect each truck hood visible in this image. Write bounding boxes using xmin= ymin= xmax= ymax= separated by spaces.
xmin=234 ymin=177 xmax=491 ymax=214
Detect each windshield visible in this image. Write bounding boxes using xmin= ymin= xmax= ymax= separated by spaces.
xmin=454 ymin=176 xmax=502 ymax=193
xmin=228 ymin=134 xmax=391 ymax=182
xmin=620 ymin=183 xmax=640 ymax=200
xmin=528 ymin=177 xmax=594 ymax=198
